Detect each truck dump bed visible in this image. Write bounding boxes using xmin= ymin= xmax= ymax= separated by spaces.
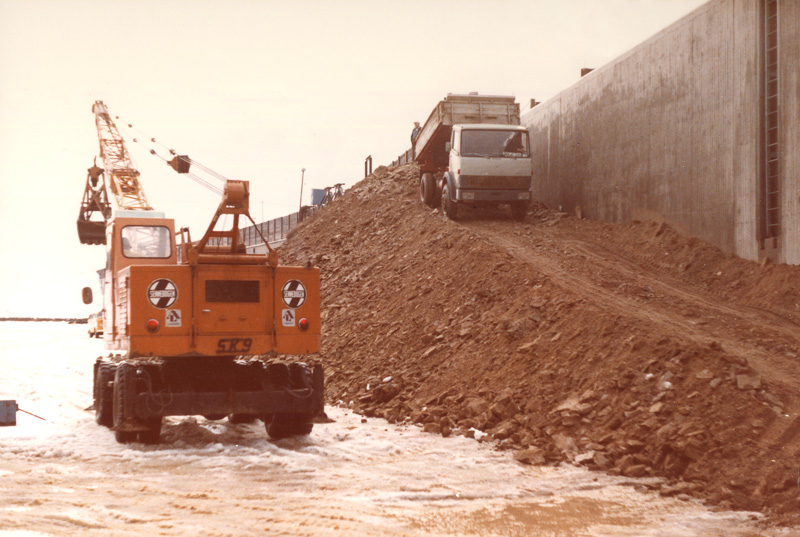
xmin=414 ymin=94 xmax=520 ymax=170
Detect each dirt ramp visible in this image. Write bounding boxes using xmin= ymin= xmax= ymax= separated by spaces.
xmin=280 ymin=163 xmax=800 ymax=527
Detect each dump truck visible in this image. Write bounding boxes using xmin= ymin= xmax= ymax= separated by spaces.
xmin=415 ymin=94 xmax=532 ymax=220
xmin=78 ymin=101 xmax=324 ymax=443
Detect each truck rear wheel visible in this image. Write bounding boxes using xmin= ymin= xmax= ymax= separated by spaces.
xmin=265 ymin=362 xmax=317 ymax=439
xmin=138 ymin=417 xmax=162 ymax=444
xmin=441 ymin=183 xmax=459 ymax=220
xmin=114 ymin=430 xmax=137 ymax=443
xmin=420 ymin=173 xmax=437 ymax=207
xmin=112 ymin=364 xmax=137 ymax=443
xmin=511 ymin=201 xmax=528 ymax=221
xmin=266 ymin=414 xmax=314 ymax=440
xmin=94 ymin=364 xmax=115 ymax=428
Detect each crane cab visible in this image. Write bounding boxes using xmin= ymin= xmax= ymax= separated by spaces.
xmin=108 ymin=211 xmax=178 ymax=271
xmin=102 ymin=211 xmax=178 ymax=350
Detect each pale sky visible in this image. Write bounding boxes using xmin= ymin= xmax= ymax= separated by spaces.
xmin=0 ymin=0 xmax=706 ymax=317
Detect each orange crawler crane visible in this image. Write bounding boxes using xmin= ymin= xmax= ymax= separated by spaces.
xmin=78 ymin=101 xmax=323 ymax=443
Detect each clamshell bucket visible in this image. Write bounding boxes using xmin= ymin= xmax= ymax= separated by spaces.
xmin=77 ymin=218 xmax=107 ymax=245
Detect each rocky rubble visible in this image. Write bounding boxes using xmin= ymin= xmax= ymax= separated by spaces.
xmin=281 ymin=163 xmax=800 ymax=527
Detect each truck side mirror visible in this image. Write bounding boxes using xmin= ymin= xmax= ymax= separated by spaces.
xmin=445 ymin=142 xmax=452 ymax=153
xmin=82 ymin=287 xmax=93 ymax=305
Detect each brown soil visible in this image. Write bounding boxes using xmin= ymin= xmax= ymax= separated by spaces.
xmin=280 ymin=163 xmax=800 ymax=528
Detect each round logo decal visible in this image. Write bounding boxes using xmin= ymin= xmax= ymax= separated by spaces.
xmin=147 ymin=279 xmax=178 ymax=309
xmin=281 ymin=280 xmax=306 ymax=309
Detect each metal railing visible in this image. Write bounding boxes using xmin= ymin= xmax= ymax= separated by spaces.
xmin=365 ymin=155 xmax=373 ymax=177
xmin=240 ymin=212 xmax=300 ymax=248
xmin=236 ymin=181 xmax=347 ymax=251
xmin=391 ymin=147 xmax=414 ymax=167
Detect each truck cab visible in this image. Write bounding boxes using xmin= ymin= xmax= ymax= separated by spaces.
xmin=445 ymin=124 xmax=532 ymax=219
xmin=415 ymin=94 xmax=533 ymax=220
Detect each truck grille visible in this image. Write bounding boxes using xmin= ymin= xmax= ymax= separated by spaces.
xmin=458 ymin=175 xmax=531 ymax=189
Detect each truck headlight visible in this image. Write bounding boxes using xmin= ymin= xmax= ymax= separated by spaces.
xmin=518 ymin=192 xmax=531 ymax=200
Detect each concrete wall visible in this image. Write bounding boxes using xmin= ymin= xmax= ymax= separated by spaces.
xmin=779 ymin=0 xmax=800 ymax=263
xmin=522 ymin=0 xmax=799 ymax=264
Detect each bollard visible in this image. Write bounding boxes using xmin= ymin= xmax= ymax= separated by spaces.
xmin=0 ymin=400 xmax=18 ymax=426
xmin=365 ymin=155 xmax=373 ymax=177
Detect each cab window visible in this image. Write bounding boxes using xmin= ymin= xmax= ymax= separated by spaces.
xmin=461 ymin=129 xmax=530 ymax=158
xmin=121 ymin=226 xmax=172 ymax=258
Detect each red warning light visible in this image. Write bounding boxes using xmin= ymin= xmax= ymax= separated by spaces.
xmin=145 ymin=319 xmax=160 ymax=333
xmin=298 ymin=318 xmax=310 ymax=332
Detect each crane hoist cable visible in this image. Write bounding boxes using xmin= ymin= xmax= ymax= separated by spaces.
xmin=119 ymin=116 xmax=296 ymax=209
xmin=142 ymin=146 xmax=224 ymax=196
xmin=119 ymin=119 xmax=227 ymax=197
xmin=119 ymin=118 xmax=272 ymax=251
xmin=79 ymin=101 xmax=276 ymax=254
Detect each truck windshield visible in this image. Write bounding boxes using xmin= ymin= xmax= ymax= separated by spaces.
xmin=461 ymin=129 xmax=529 ymax=158
xmin=121 ymin=226 xmax=172 ymax=258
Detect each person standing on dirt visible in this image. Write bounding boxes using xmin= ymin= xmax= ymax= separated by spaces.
xmin=411 ymin=121 xmax=421 ymax=158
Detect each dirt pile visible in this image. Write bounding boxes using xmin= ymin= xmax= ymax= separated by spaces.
xmin=280 ymin=163 xmax=800 ymax=526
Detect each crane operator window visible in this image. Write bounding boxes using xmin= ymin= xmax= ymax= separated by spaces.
xmin=121 ymin=226 xmax=172 ymax=258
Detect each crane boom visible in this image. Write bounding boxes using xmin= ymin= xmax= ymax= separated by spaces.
xmin=92 ymin=100 xmax=152 ymax=212
xmin=77 ymin=100 xmax=152 ymax=244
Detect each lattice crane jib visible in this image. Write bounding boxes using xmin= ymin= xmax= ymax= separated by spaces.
xmin=92 ymin=101 xmax=152 ymax=212
xmin=77 ymin=101 xmax=152 ymax=245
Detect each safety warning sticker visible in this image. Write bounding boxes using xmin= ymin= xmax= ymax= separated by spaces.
xmin=148 ymin=279 xmax=178 ymax=309
xmin=281 ymin=280 xmax=306 ymax=308
xmin=165 ymin=309 xmax=182 ymax=327
xmin=282 ymin=308 xmax=296 ymax=327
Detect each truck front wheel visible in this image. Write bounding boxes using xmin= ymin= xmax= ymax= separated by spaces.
xmin=419 ymin=173 xmax=437 ymax=207
xmin=441 ymin=183 xmax=459 ymax=220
